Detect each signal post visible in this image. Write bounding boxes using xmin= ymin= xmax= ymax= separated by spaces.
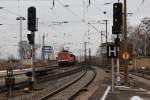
xmin=27 ymin=6 xmax=37 ymax=89
xmin=112 ymin=1 xmax=129 ymax=86
xmin=107 ymin=45 xmax=117 ymax=93
xmin=112 ymin=2 xmax=123 ymax=86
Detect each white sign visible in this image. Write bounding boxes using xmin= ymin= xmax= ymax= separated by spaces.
xmin=107 ymin=45 xmax=117 ymax=58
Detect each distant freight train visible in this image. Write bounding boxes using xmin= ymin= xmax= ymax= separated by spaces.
xmin=56 ymin=50 xmax=76 ymax=66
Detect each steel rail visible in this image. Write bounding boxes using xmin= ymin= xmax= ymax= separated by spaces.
xmin=40 ymin=67 xmax=96 ymax=100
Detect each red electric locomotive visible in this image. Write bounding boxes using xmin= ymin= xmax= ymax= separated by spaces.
xmin=56 ymin=50 xmax=76 ymax=66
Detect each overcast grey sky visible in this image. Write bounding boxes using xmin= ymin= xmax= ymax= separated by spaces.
xmin=0 ymin=0 xmax=149 ymax=59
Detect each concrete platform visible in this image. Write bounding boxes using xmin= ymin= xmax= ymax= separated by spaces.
xmin=74 ymin=66 xmax=150 ymax=100
xmin=74 ymin=66 xmax=111 ymax=100
xmin=106 ymin=86 xmax=150 ymax=100
xmin=0 ymin=68 xmax=32 ymax=77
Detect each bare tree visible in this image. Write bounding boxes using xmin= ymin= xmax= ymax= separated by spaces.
xmin=128 ymin=17 xmax=150 ymax=56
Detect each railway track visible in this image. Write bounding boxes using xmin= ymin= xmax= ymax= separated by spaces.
xmin=119 ymin=70 xmax=150 ymax=87
xmin=4 ymin=66 xmax=96 ymax=100
xmin=2 ymin=65 xmax=86 ymax=100
xmin=40 ymin=68 xmax=96 ymax=100
xmin=0 ymin=65 xmax=81 ymax=94
xmin=130 ymin=70 xmax=150 ymax=80
xmin=37 ymin=66 xmax=83 ymax=83
xmin=0 ymin=64 xmax=59 ymax=78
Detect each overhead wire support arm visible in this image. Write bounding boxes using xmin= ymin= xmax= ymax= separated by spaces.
xmin=88 ymin=22 xmax=101 ymax=34
xmin=87 ymin=0 xmax=91 ymax=7
xmin=55 ymin=0 xmax=80 ymax=18
xmin=50 ymin=0 xmax=55 ymax=10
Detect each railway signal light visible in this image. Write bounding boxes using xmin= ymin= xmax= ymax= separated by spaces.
xmin=113 ymin=3 xmax=123 ymax=34
xmin=27 ymin=34 xmax=34 ymax=45
xmin=28 ymin=7 xmax=36 ymax=31
xmin=113 ymin=3 xmax=123 ymax=26
xmin=112 ymin=25 xmax=122 ymax=34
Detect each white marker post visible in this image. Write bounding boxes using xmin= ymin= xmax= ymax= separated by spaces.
xmin=107 ymin=45 xmax=117 ymax=93
xmin=116 ymin=46 xmax=121 ymax=86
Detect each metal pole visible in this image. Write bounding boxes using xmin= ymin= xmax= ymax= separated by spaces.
xmin=42 ymin=34 xmax=45 ymax=60
xmin=116 ymin=46 xmax=121 ymax=85
xmin=89 ymin=48 xmax=91 ymax=66
xmin=116 ymin=34 xmax=121 ymax=86
xmin=144 ymin=35 xmax=147 ymax=56
xmin=105 ymin=20 xmax=108 ymax=65
xmin=18 ymin=17 xmax=23 ymax=68
xmin=16 ymin=16 xmax=25 ymax=68
xmin=31 ymin=31 xmax=35 ymax=87
xmin=106 ymin=20 xmax=108 ymax=43
xmin=101 ymin=31 xmax=103 ymax=44
xmin=42 ymin=34 xmax=45 ymax=49
xmin=112 ymin=58 xmax=115 ymax=93
xmin=123 ymin=0 xmax=129 ymax=86
xmin=102 ymin=20 xmax=108 ymax=43
xmin=117 ymin=48 xmax=119 ymax=75
xmin=64 ymin=33 xmax=66 ymax=46
xmin=80 ymin=50 xmax=82 ymax=64
xmin=36 ymin=18 xmax=39 ymax=31
xmin=39 ymin=34 xmax=41 ymax=59
xmin=99 ymin=31 xmax=103 ymax=65
xmin=84 ymin=42 xmax=87 ymax=65
xmin=102 ymin=20 xmax=108 ymax=65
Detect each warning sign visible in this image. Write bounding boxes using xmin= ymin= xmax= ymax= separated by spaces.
xmin=122 ymin=52 xmax=129 ymax=60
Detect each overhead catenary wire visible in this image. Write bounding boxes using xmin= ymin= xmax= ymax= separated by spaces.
xmin=55 ymin=0 xmax=81 ymax=18
xmin=0 ymin=0 xmax=49 ymax=2
xmin=50 ymin=0 xmax=107 ymax=43
xmin=0 ymin=0 xmax=110 ymax=36
xmin=49 ymin=0 xmax=91 ymax=30
xmin=129 ymin=0 xmax=148 ymax=17
xmin=88 ymin=23 xmax=101 ymax=34
xmin=1 ymin=0 xmax=109 ymax=23
xmin=1 ymin=9 xmax=20 ymax=16
xmin=90 ymin=1 xmax=103 ymax=12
